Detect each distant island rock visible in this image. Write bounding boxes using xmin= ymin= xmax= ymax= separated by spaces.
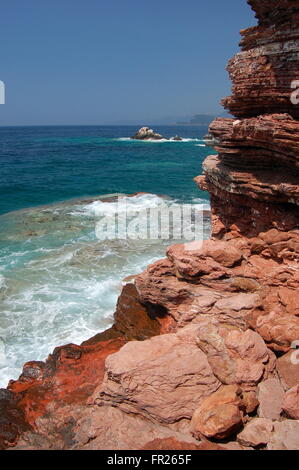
xmin=131 ymin=127 xmax=183 ymax=142
xmin=131 ymin=127 xmax=164 ymax=140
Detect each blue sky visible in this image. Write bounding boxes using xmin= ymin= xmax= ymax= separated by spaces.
xmin=0 ymin=0 xmax=256 ymax=125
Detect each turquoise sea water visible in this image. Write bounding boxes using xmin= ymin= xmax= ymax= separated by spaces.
xmin=0 ymin=125 xmax=213 ymax=386
xmin=0 ymin=125 xmax=210 ymax=215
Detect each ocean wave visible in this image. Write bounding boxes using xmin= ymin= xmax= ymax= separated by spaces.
xmin=72 ymin=193 xmax=168 ymax=218
xmin=0 ymin=275 xmax=6 ymax=290
xmin=74 ymin=193 xmax=210 ymax=219
xmin=117 ymin=137 xmax=205 ymax=143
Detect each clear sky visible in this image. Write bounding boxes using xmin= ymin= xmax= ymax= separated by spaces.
xmin=0 ymin=0 xmax=257 ymax=125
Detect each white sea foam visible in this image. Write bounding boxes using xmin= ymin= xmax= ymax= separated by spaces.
xmin=72 ymin=193 xmax=168 ymax=218
xmin=117 ymin=137 xmax=205 ymax=143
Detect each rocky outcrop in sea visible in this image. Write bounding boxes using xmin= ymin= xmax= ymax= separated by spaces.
xmin=131 ymin=126 xmax=183 ymax=141
xmin=1 ymin=0 xmax=299 ymax=450
xmin=131 ymin=126 xmax=165 ymax=140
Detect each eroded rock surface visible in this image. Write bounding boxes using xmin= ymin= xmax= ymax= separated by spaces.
xmin=237 ymin=418 xmax=273 ymax=448
xmin=94 ymin=326 xmax=221 ymax=424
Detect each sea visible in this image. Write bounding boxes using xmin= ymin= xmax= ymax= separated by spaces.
xmin=0 ymin=125 xmax=214 ymax=387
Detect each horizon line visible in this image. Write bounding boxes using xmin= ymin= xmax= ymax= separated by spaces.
xmin=0 ymin=123 xmax=212 ymax=128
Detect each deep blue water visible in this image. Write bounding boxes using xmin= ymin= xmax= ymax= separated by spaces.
xmin=0 ymin=125 xmax=211 ymax=215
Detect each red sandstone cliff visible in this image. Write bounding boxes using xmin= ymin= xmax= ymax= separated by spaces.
xmin=1 ymin=0 xmax=299 ymax=450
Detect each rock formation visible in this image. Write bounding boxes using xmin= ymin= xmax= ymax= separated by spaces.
xmin=131 ymin=127 xmax=183 ymax=141
xmin=131 ymin=126 xmax=164 ymax=140
xmin=1 ymin=0 xmax=299 ymax=450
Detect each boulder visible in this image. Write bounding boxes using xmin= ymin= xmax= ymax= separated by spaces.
xmin=276 ymin=351 xmax=299 ymax=390
xmin=191 ymin=385 xmax=243 ymax=440
xmin=215 ymin=293 xmax=261 ymax=312
xmin=196 ymin=321 xmax=274 ymax=386
xmin=237 ymin=418 xmax=273 ymax=448
xmin=241 ymin=390 xmax=259 ymax=414
xmin=267 ymin=421 xmax=299 ymax=450
xmin=254 ymin=310 xmax=299 ymax=353
xmin=167 ymin=240 xmax=242 ymax=279
xmin=93 ymin=325 xmax=221 ymax=424
xmin=282 ymin=385 xmax=299 ymax=419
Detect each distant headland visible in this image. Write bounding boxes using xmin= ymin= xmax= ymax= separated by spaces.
xmin=177 ymin=112 xmax=230 ymax=126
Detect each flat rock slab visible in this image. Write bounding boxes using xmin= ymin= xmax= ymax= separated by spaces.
xmin=94 ymin=326 xmax=221 ymax=424
xmin=267 ymin=420 xmax=299 ymax=450
xmin=237 ymin=418 xmax=273 ymax=447
xmin=257 ymin=378 xmax=284 ymax=420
